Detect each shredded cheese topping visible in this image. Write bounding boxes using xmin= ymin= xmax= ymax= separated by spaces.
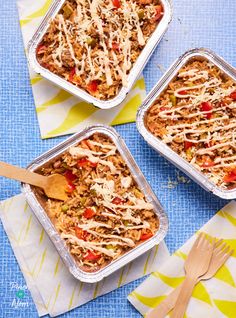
xmin=146 ymin=60 xmax=236 ymax=189
xmin=37 ymin=0 xmax=163 ymax=99
xmin=43 ymin=133 xmax=158 ymax=271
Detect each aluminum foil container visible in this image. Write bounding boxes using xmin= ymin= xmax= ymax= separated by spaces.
xmin=21 ymin=125 xmax=168 ymax=283
xmin=137 ymin=48 xmax=236 ymax=200
xmin=27 ymin=0 xmax=172 ymax=109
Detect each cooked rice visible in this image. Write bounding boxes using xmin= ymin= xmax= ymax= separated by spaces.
xmin=36 ymin=0 xmax=164 ymax=100
xmin=38 ymin=133 xmax=159 ymax=272
xmin=146 ymin=59 xmax=236 ymax=189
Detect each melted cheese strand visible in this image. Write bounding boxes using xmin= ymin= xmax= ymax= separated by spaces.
xmin=168 ymin=115 xmax=229 ymax=131
xmin=59 ymin=14 xmax=80 ymax=66
xmin=101 ymin=212 xmax=121 ymax=219
xmin=69 ymin=146 xmax=117 ymax=173
xmin=178 ymin=69 xmax=209 ymax=81
xmin=61 ymin=233 xmax=117 ymax=257
xmin=174 ymin=78 xmax=220 ymax=98
xmin=85 ymin=229 xmax=135 ymax=247
xmin=78 ymin=221 xmax=112 ymax=230
xmin=169 ymin=121 xmax=236 ymax=139
xmin=103 ymin=201 xmax=153 ymax=210
xmin=196 ymin=141 xmax=235 ymax=155
xmin=159 ymin=103 xmax=236 ymax=120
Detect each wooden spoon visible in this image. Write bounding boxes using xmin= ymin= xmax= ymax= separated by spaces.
xmin=0 ymin=161 xmax=68 ymax=201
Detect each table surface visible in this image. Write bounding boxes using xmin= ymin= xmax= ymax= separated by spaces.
xmin=1 ymin=0 xmax=236 ymax=317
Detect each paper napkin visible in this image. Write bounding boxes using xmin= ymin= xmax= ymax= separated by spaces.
xmin=128 ymin=201 xmax=236 ymax=318
xmin=0 ymin=194 xmax=169 ymax=317
xmin=16 ymin=0 xmax=146 ymax=139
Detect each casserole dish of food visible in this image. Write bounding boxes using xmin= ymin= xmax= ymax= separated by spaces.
xmin=137 ymin=48 xmax=236 ymax=199
xmin=22 ymin=125 xmax=168 ymax=282
xmin=27 ymin=0 xmax=172 ymax=108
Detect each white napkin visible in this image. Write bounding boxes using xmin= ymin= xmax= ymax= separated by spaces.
xmin=0 ymin=194 xmax=169 ymax=317
xmin=128 ymin=201 xmax=236 ymax=318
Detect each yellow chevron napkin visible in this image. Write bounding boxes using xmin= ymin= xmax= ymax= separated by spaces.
xmin=17 ymin=0 xmax=146 ymax=139
xmin=0 ymin=194 xmax=169 ymax=317
xmin=128 ymin=201 xmax=236 ymax=318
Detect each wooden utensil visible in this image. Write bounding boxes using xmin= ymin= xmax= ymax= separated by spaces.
xmin=0 ymin=161 xmax=68 ymax=201
xmin=146 ymin=239 xmax=233 ymax=318
xmin=170 ymin=233 xmax=214 ymax=318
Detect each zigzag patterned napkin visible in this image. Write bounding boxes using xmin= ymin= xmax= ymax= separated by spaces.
xmin=0 ymin=194 xmax=169 ymax=317
xmin=128 ymin=201 xmax=236 ymax=318
xmin=16 ymin=0 xmax=146 ymax=139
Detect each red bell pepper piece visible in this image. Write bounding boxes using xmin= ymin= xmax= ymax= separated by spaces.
xmin=67 ymin=181 xmax=76 ymax=193
xmin=77 ymin=158 xmax=97 ymax=168
xmin=41 ymin=62 xmax=51 ymax=70
xmin=154 ymin=5 xmax=163 ymax=21
xmin=90 ymin=162 xmax=97 ymax=168
xmin=65 ymin=170 xmax=77 ymax=193
xmin=200 ymin=102 xmax=213 ymax=119
xmin=140 ymin=232 xmax=153 ymax=241
xmin=223 ymin=169 xmax=236 ymax=183
xmin=112 ymin=42 xmax=120 ymax=51
xmin=178 ymin=90 xmax=188 ymax=95
xmin=77 ymin=158 xmax=90 ymax=168
xmin=184 ymin=141 xmax=193 ymax=150
xmin=201 ymin=157 xmax=215 ymax=168
xmin=112 ymin=197 xmax=123 ymax=205
xmin=84 ymin=251 xmax=101 ymax=261
xmin=230 ymin=91 xmax=236 ymax=101
xmin=83 ymin=207 xmax=96 ymax=219
xmin=160 ymin=106 xmax=167 ymax=111
xmin=112 ymin=0 xmax=121 ymax=8
xmin=69 ymin=67 xmax=76 ymax=82
xmin=87 ymin=80 xmax=98 ymax=93
xmin=75 ymin=226 xmax=88 ymax=240
xmin=36 ymin=44 xmax=46 ymax=55
xmin=65 ymin=170 xmax=77 ymax=182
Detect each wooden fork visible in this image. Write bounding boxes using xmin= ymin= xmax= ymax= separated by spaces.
xmin=170 ymin=233 xmax=214 ymax=318
xmin=146 ymin=239 xmax=233 ymax=318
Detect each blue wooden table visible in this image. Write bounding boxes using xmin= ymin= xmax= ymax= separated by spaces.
xmin=0 ymin=0 xmax=235 ymax=317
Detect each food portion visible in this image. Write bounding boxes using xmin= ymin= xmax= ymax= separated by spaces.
xmin=38 ymin=133 xmax=159 ymax=272
xmin=146 ymin=59 xmax=236 ymax=189
xmin=36 ymin=0 xmax=164 ymax=100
